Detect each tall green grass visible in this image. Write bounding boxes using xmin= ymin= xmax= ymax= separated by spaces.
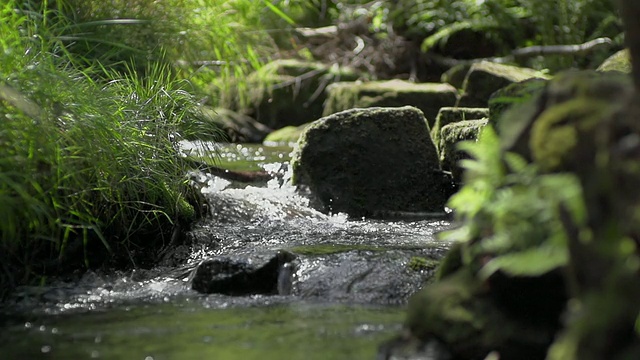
xmin=0 ymin=0 xmax=219 ymax=292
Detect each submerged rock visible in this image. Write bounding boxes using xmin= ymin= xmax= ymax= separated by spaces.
xmin=292 ymin=106 xmax=450 ymax=218
xmin=291 ymin=247 xmax=442 ymax=305
xmin=323 ymin=79 xmax=458 ymax=126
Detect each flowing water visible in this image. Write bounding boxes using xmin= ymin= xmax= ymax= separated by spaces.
xmin=0 ymin=142 xmax=451 ymax=360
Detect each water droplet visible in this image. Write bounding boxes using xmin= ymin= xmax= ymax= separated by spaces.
xmin=91 ymin=350 xmax=100 ymax=358
xmin=24 ymin=322 xmax=32 ymax=329
xmin=41 ymin=345 xmax=52 ymax=353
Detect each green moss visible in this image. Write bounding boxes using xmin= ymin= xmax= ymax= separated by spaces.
xmin=431 ymin=107 xmax=489 ymax=154
xmin=263 ymin=124 xmax=310 ymax=144
xmin=408 ymin=257 xmax=439 ymax=272
xmin=323 ymin=80 xmax=457 ymax=125
xmin=288 ymin=244 xmax=387 ymax=256
xmin=287 ymin=243 xmax=428 ymax=256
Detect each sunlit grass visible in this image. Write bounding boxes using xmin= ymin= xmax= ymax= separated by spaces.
xmin=0 ymin=0 xmax=223 ymax=292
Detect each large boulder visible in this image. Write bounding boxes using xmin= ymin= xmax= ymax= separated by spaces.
xmin=292 ymin=106 xmax=450 ymax=218
xmin=458 ymin=61 xmax=550 ymax=107
xmin=323 ymin=79 xmax=458 ymax=127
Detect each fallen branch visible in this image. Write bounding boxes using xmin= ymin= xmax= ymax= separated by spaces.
xmin=427 ymin=37 xmax=615 ymax=68
xmin=511 ymin=37 xmax=613 ymax=58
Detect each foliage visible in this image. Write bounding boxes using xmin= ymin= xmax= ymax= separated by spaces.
xmin=0 ymin=0 xmax=218 ymax=291
xmin=392 ymin=0 xmax=622 ymax=70
xmin=439 ymin=126 xmax=587 ymax=278
xmin=21 ymin=0 xmax=311 ymax=108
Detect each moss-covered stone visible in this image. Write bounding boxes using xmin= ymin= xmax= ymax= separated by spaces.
xmin=221 ymin=59 xmax=362 ymax=129
xmin=439 ymin=119 xmax=488 ymax=183
xmin=596 ymin=49 xmax=631 ymax=73
xmin=488 ymin=78 xmax=547 ymax=131
xmin=458 ymin=61 xmax=550 ymax=108
xmin=431 ymin=107 xmax=489 ymax=155
xmin=262 ymin=123 xmax=310 ymax=145
xmin=292 ymin=106 xmax=449 ymax=218
xmin=323 ymin=80 xmax=457 ymax=127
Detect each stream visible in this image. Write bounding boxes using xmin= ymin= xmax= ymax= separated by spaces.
xmin=0 ymin=142 xmax=452 ymax=360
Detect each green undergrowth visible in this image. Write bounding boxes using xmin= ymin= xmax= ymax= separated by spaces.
xmin=0 ymin=0 xmax=225 ymax=295
xmin=22 ymin=0 xmax=313 ymax=108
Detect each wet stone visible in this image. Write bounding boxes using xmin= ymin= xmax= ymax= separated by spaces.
xmin=191 ymin=250 xmax=297 ymax=296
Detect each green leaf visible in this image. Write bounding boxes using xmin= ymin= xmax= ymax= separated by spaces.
xmin=479 ymin=243 xmax=568 ymax=279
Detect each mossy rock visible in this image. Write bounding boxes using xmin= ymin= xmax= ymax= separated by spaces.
xmin=488 ymin=78 xmax=547 ymax=132
xmin=263 ymin=123 xmax=310 ymax=145
xmin=596 ymin=49 xmax=631 ymax=73
xmin=323 ymin=79 xmax=458 ymax=127
xmin=292 ymin=106 xmax=449 ymax=218
xmin=431 ymin=107 xmax=489 ymax=155
xmin=439 ymin=118 xmax=488 ymax=183
xmin=458 ymin=61 xmax=550 ymax=108
xmin=221 ymin=59 xmax=362 ymax=129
